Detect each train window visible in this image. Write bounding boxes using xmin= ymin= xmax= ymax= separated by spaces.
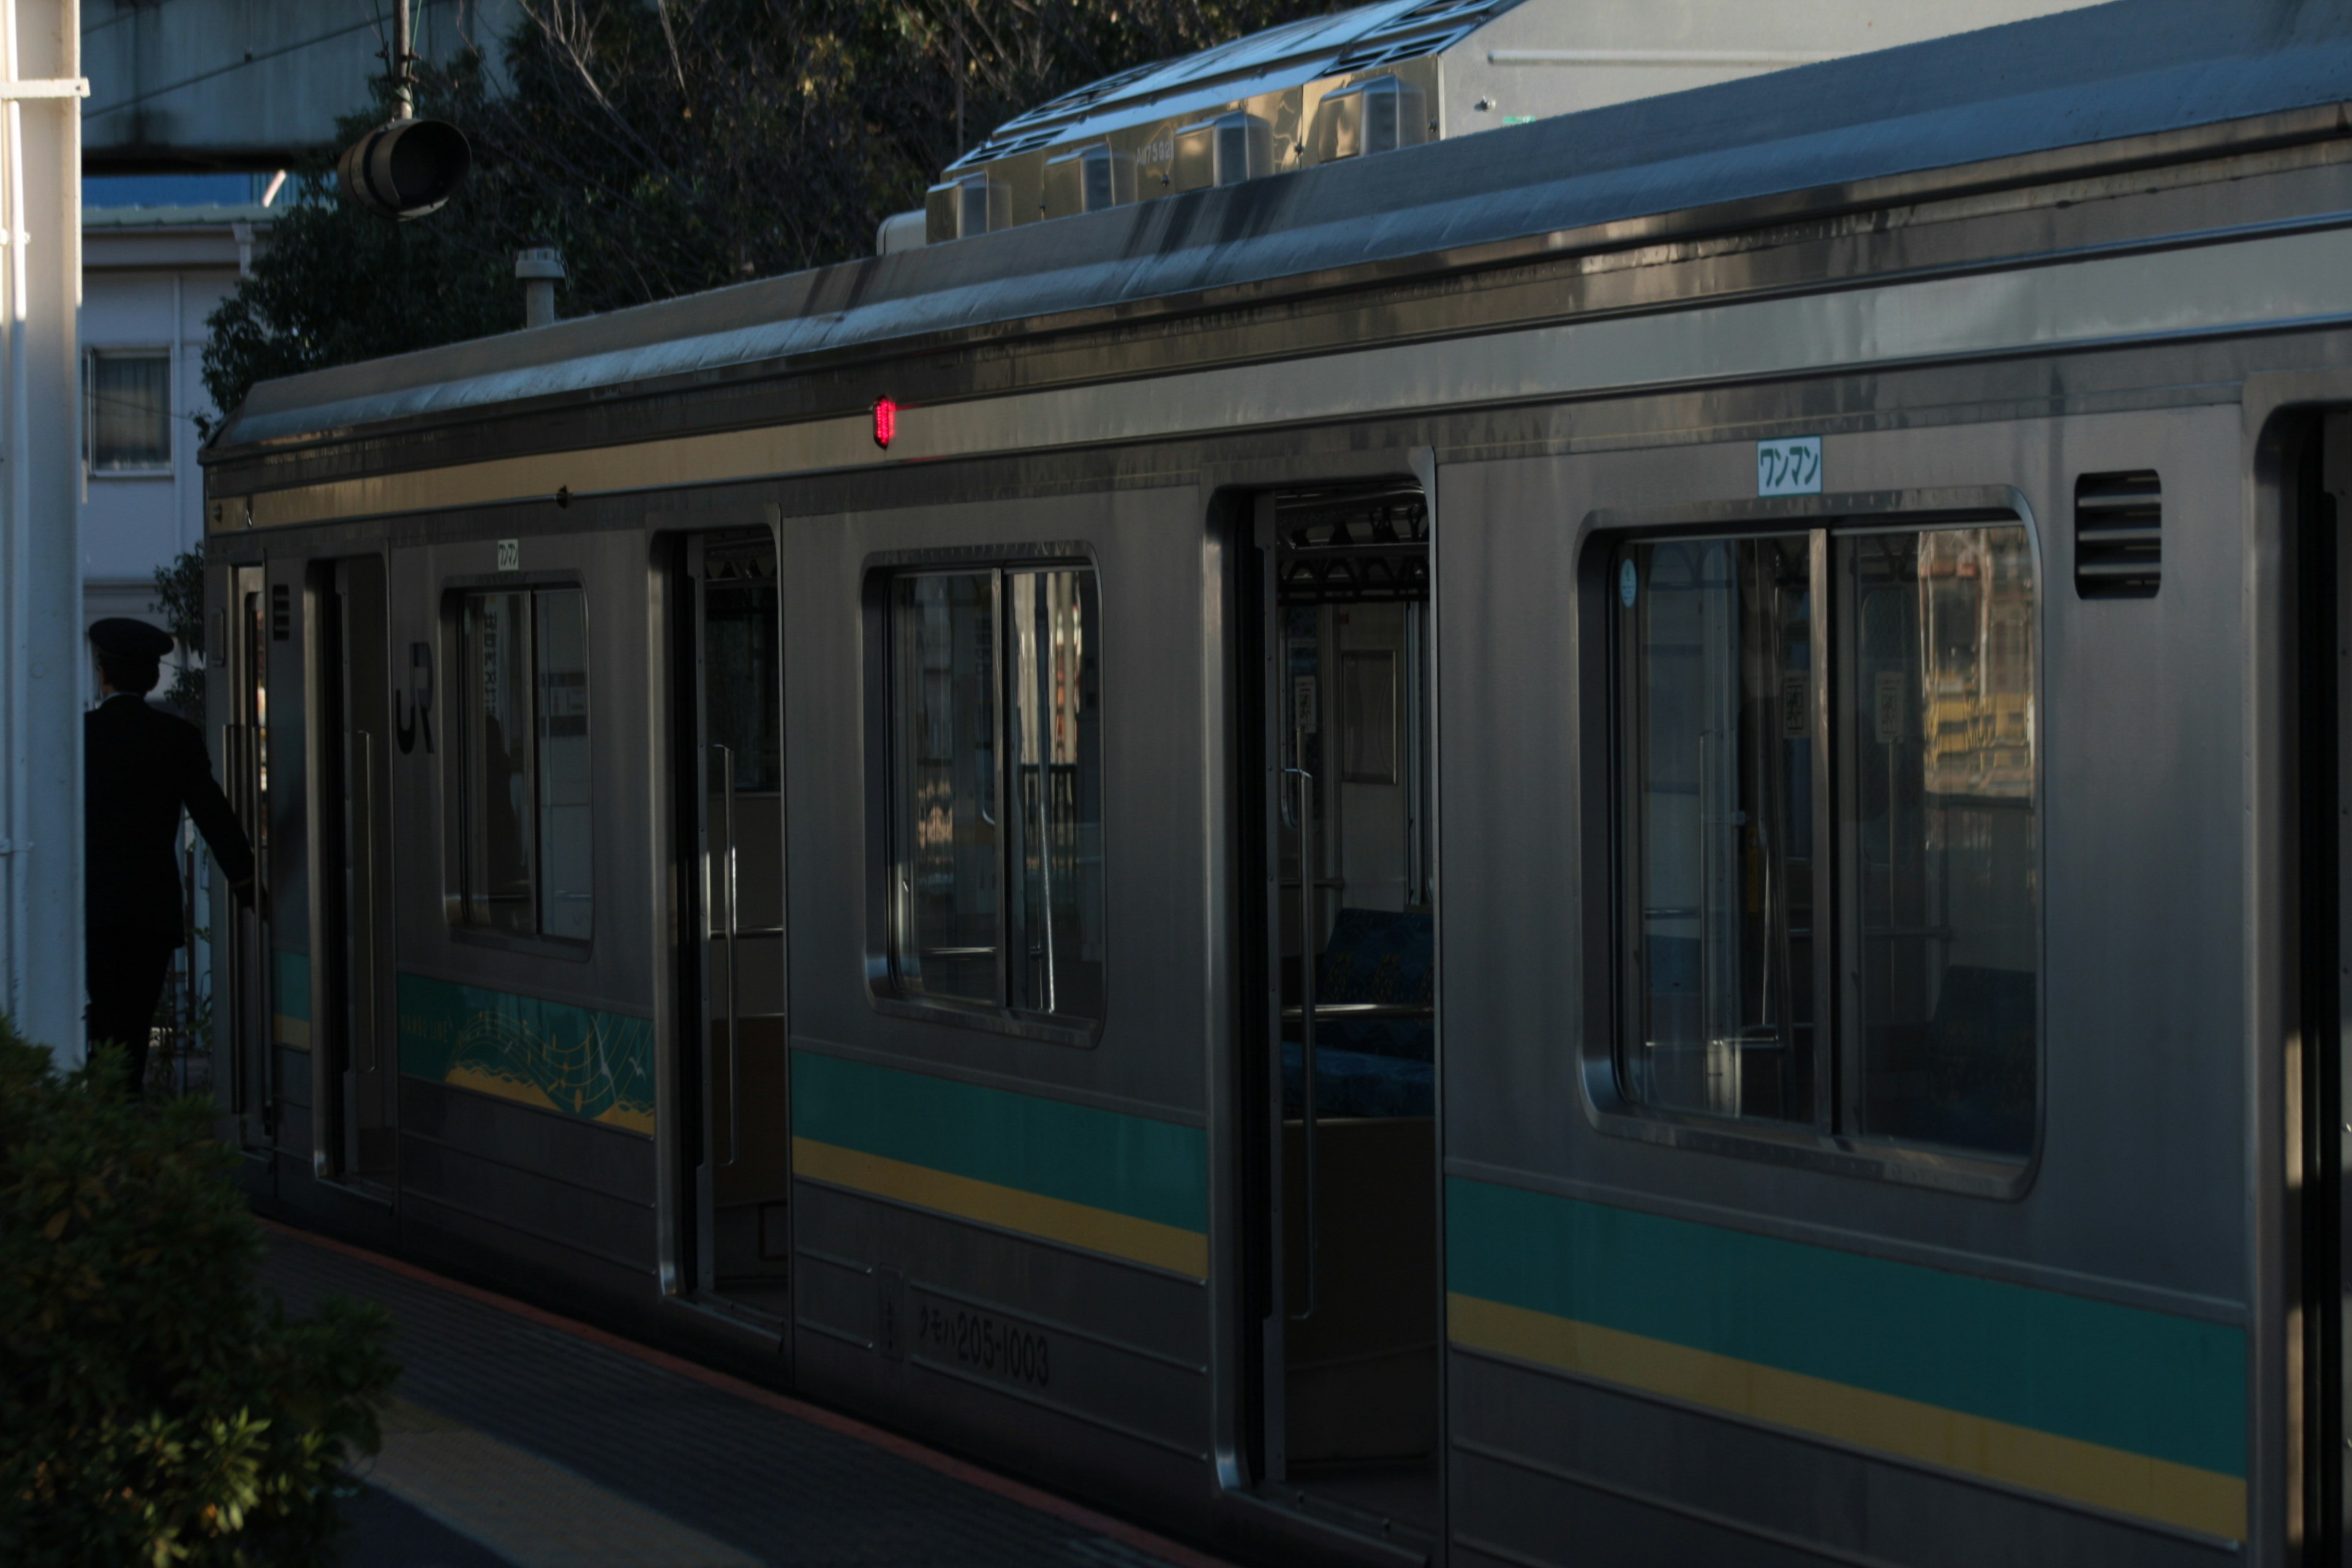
xmin=1840 ymin=529 xmax=2037 ymax=1155
xmin=892 ymin=571 xmax=1001 ymax=1005
xmin=454 ymin=586 xmax=593 ymax=941
xmin=884 ymin=563 xmax=1103 ymax=1024
xmin=1619 ymin=536 xmax=1818 ymax=1125
xmin=1006 ymin=568 xmax=1104 ymax=1020
xmin=1614 ymin=523 xmax=2036 ymax=1159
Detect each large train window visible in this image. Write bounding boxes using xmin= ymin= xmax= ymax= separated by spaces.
xmin=1614 ymin=523 xmax=2037 ymax=1159
xmin=882 ymin=563 xmax=1104 ymax=1025
xmin=451 ymin=586 xmax=594 ymax=941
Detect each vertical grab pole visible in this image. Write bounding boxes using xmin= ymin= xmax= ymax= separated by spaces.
xmin=355 ymin=729 xmax=375 ymax=1074
xmin=1287 ymin=752 xmax=1318 ymax=1323
xmin=715 ymin=742 xmax=741 ymax=1168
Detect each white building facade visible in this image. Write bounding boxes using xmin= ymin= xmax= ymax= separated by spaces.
xmin=80 ymin=200 xmax=263 ymax=629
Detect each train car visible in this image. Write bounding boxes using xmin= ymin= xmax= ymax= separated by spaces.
xmin=197 ymin=0 xmax=2352 ymax=1562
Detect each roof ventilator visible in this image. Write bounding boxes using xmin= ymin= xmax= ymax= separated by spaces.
xmin=930 ymin=172 xmax=1010 ymax=239
xmin=2073 ymin=470 xmax=2162 ymax=598
xmin=1172 ymin=112 xmax=1273 ymax=192
xmin=1043 ymin=140 xmax=1134 ymax=218
xmin=1310 ymin=75 xmax=1427 ymax=163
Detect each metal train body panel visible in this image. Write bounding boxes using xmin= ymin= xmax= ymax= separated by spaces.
xmin=195 ymin=2 xmax=2352 ymax=1561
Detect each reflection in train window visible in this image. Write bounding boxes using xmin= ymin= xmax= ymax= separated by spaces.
xmin=887 ymin=564 xmax=1103 ymax=1023
xmin=1615 ymin=524 xmax=2036 ymax=1159
xmin=454 ymin=586 xmax=593 ymax=940
xmin=1006 ymin=569 xmax=1104 ymax=1020
xmin=1618 ymin=536 xmax=1817 ymax=1125
xmin=892 ymin=572 xmax=1000 ymax=1005
xmin=1842 ymin=529 xmax=2037 ymax=1154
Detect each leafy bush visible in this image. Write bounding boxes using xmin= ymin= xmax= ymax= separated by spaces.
xmin=0 ymin=1028 xmax=396 ymax=1565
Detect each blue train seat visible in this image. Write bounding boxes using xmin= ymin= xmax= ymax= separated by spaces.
xmin=1284 ymin=907 xmax=1435 ymax=1117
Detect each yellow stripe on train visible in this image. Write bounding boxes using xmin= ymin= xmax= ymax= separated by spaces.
xmin=1446 ymin=1292 xmax=2245 ymax=1542
xmin=791 ymin=1137 xmax=1208 ymax=1280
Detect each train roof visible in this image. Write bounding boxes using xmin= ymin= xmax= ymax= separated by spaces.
xmin=211 ymin=0 xmax=2352 ymax=458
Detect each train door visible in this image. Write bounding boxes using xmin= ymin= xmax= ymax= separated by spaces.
xmin=311 ymin=557 xmax=396 ymax=1192
xmin=2305 ymin=412 xmax=2352 ymax=1556
xmin=1242 ymin=482 xmax=1441 ymax=1545
xmin=678 ymin=532 xmax=792 ymax=1321
xmin=222 ymin=562 xmax=273 ymax=1148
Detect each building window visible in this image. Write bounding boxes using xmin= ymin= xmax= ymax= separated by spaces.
xmin=886 ymin=564 xmax=1104 ymax=1023
xmin=86 ymin=350 xmax=172 ymax=472
xmin=1614 ymin=523 xmax=2036 ymax=1158
xmin=453 ymin=587 xmax=592 ymax=940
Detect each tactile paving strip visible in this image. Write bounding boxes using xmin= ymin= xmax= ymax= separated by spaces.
xmin=260 ymin=1232 xmax=1218 ymax=1568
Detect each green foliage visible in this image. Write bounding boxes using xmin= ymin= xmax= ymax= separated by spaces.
xmin=0 ymin=1028 xmax=396 ymax=1566
xmin=150 ymin=542 xmax=207 ymax=725
xmin=202 ymin=0 xmax=1330 ymax=421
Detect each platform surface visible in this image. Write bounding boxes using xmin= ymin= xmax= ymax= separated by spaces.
xmin=257 ymin=1226 xmax=1229 ymax=1568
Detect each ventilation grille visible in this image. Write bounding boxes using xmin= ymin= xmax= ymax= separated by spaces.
xmin=270 ymin=582 xmax=292 ymax=641
xmin=2074 ymin=470 xmax=2161 ymax=598
xmin=949 ymin=127 xmax=1055 ymax=170
xmin=1349 ymin=0 xmax=1510 ymax=45
xmin=1323 ymin=25 xmax=1471 ymax=77
xmin=1016 ymin=59 xmax=1161 ymax=124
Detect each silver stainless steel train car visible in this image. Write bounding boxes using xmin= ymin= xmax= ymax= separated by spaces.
xmin=197 ymin=1 xmax=2352 ymax=1561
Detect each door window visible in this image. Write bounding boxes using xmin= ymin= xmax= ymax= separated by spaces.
xmin=453 ymin=586 xmax=593 ymax=940
xmin=883 ymin=564 xmax=1104 ymax=1024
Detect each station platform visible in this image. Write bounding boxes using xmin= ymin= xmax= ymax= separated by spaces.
xmin=258 ymin=1224 xmax=1234 ymax=1568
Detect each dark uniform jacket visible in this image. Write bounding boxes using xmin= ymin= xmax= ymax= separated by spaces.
xmin=86 ymin=695 xmax=254 ymax=946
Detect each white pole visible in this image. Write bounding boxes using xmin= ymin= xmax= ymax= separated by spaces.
xmin=1 ymin=0 xmax=20 ymax=1049
xmin=0 ymin=0 xmax=86 ymax=1062
xmin=393 ymin=0 xmax=412 ymax=121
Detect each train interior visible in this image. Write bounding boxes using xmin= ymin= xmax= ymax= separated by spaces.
xmin=1255 ymin=483 xmax=1439 ymax=1539
xmin=682 ymin=532 xmax=794 ymax=1320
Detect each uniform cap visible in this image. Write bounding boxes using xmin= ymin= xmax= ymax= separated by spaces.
xmin=88 ymin=617 xmax=174 ymax=660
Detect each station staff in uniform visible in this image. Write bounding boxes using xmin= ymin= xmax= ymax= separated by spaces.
xmin=85 ymin=617 xmax=254 ymax=1095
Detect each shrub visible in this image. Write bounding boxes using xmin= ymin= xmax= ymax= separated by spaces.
xmin=0 ymin=1027 xmax=396 ymax=1565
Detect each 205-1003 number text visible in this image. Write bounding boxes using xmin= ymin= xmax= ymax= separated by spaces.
xmin=916 ymin=1302 xmax=1051 ymax=1387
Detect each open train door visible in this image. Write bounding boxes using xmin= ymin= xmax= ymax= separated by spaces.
xmin=219 ymin=562 xmax=274 ymax=1153
xmin=309 ymin=556 xmax=398 ymax=1196
xmin=1238 ymin=480 xmax=1442 ymax=1551
xmin=674 ymin=530 xmax=794 ymax=1325
xmin=2302 ymin=413 xmax=2352 ymax=1556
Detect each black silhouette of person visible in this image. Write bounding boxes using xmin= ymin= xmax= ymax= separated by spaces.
xmin=85 ymin=617 xmax=253 ymax=1095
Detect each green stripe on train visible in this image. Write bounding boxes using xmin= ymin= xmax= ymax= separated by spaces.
xmin=272 ymin=949 xmax=311 ymax=1048
xmin=1446 ymin=1178 xmax=2244 ymax=1479
xmin=396 ymin=972 xmax=655 ymax=1131
xmin=791 ymin=1051 xmax=1207 ymax=1235
xmin=273 ymin=949 xmax=310 ymax=1020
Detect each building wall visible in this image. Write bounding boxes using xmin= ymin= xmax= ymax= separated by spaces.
xmin=79 ymin=208 xmax=255 ymax=627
